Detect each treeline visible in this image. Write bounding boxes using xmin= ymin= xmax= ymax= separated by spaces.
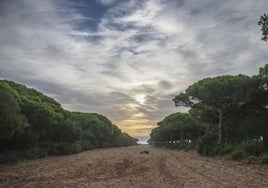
xmin=149 ymin=64 xmax=268 ymax=164
xmin=0 ymin=80 xmax=137 ymax=163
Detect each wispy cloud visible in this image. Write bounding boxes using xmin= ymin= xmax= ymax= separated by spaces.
xmin=99 ymin=0 xmax=119 ymax=6
xmin=1 ymin=0 xmax=268 ymax=136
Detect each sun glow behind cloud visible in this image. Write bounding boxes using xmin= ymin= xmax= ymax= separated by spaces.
xmin=135 ymin=94 xmax=146 ymax=105
xmin=1 ymin=0 xmax=268 ymax=137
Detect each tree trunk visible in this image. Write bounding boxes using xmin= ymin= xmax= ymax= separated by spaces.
xmin=263 ymin=132 xmax=268 ymax=149
xmin=217 ymin=109 xmax=223 ymax=144
xmin=180 ymin=130 xmax=184 ymax=142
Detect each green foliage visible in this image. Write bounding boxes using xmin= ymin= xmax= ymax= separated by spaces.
xmin=258 ymin=13 xmax=268 ymax=41
xmin=0 ymin=80 xmax=66 ymax=141
xmin=70 ymin=112 xmax=137 ymax=147
xmin=210 ymin=143 xmax=233 ymax=156
xmin=173 ymin=75 xmax=257 ymax=144
xmin=149 ymin=141 xmax=197 ymax=152
xmin=198 ymin=138 xmax=266 ymax=161
xmin=174 ymin=75 xmax=255 ymax=109
xmin=147 ymin=64 xmax=268 ymax=164
xmin=149 ymin=112 xmax=205 ymax=145
xmin=231 ymin=149 xmax=248 ymax=160
xmin=0 ymin=86 xmax=28 ymax=140
xmin=40 ymin=141 xmax=83 ymax=155
xmin=0 ymin=151 xmax=20 ymax=164
xmin=177 ymin=141 xmax=197 ymax=151
xmin=48 ymin=120 xmax=81 ymax=143
xmin=238 ymin=140 xmax=266 ymax=156
xmin=81 ymin=140 xmax=94 ymax=150
xmin=13 ymin=127 xmax=39 ymax=149
xmin=197 ymin=133 xmax=266 ymax=158
xmin=197 ymin=131 xmax=218 ymax=156
xmin=0 ymin=80 xmax=137 ymax=164
xmin=258 ymin=152 xmax=268 ymax=164
xmin=21 ymin=147 xmax=48 ymax=160
xmin=115 ymin=133 xmax=139 ymax=147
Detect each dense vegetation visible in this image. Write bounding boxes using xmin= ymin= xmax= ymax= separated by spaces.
xmin=149 ymin=64 xmax=268 ymax=164
xmin=0 ymin=80 xmax=137 ymax=163
xmin=149 ymin=15 xmax=268 ymax=162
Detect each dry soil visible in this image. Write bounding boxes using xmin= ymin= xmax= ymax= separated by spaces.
xmin=0 ymin=145 xmax=268 ymax=188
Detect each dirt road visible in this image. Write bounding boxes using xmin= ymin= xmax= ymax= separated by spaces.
xmin=0 ymin=145 xmax=268 ymax=188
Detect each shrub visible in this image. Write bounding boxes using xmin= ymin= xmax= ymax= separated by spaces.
xmin=197 ymin=132 xmax=218 ymax=156
xmin=69 ymin=142 xmax=83 ymax=154
xmin=183 ymin=142 xmax=197 ymax=151
xmin=231 ymin=149 xmax=248 ymax=160
xmin=81 ymin=140 xmax=94 ymax=150
xmin=177 ymin=142 xmax=188 ymax=150
xmin=258 ymin=152 xmax=268 ymax=164
xmin=230 ymin=142 xmax=257 ymax=161
xmin=212 ymin=143 xmax=234 ymax=156
xmin=174 ymin=141 xmax=197 ymax=151
xmin=169 ymin=143 xmax=181 ymax=149
xmin=0 ymin=151 xmax=20 ymax=164
xmin=41 ymin=142 xmax=69 ymax=155
xmin=44 ymin=141 xmax=84 ymax=155
xmin=242 ymin=140 xmax=266 ymax=156
xmin=22 ymin=147 xmax=47 ymax=160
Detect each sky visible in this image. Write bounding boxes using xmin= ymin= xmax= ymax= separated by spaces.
xmin=1 ymin=0 xmax=268 ymax=139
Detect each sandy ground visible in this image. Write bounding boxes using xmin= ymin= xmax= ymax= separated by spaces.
xmin=0 ymin=145 xmax=268 ymax=188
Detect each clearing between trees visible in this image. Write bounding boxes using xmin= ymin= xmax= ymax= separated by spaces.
xmin=0 ymin=145 xmax=267 ymax=188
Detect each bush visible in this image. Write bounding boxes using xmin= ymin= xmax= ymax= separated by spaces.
xmin=21 ymin=147 xmax=47 ymax=160
xmin=177 ymin=142 xmax=188 ymax=150
xmin=169 ymin=142 xmax=181 ymax=149
xmin=242 ymin=140 xmax=266 ymax=156
xmin=70 ymin=142 xmax=83 ymax=154
xmin=183 ymin=142 xmax=197 ymax=151
xmin=174 ymin=141 xmax=197 ymax=151
xmin=231 ymin=149 xmax=248 ymax=160
xmin=15 ymin=128 xmax=39 ymax=149
xmin=81 ymin=140 xmax=94 ymax=150
xmin=248 ymin=156 xmax=258 ymax=162
xmin=198 ymin=137 xmax=266 ymax=159
xmin=152 ymin=141 xmax=197 ymax=151
xmin=229 ymin=140 xmax=266 ymax=160
xmin=212 ymin=143 xmax=234 ymax=156
xmin=0 ymin=151 xmax=20 ymax=164
xmin=258 ymin=152 xmax=268 ymax=164
xmin=197 ymin=132 xmax=218 ymax=156
xmin=46 ymin=142 xmax=84 ymax=155
xmin=229 ymin=140 xmax=266 ymax=161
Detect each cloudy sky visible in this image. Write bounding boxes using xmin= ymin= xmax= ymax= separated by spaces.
xmin=1 ymin=0 xmax=268 ymax=138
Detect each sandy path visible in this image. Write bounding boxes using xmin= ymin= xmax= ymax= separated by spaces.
xmin=0 ymin=145 xmax=268 ymax=188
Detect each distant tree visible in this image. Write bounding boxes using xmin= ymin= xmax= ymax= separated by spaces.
xmin=159 ymin=113 xmax=204 ymax=142
xmin=0 ymin=80 xmax=137 ymax=163
xmin=149 ymin=112 xmax=205 ymax=144
xmin=70 ymin=112 xmax=137 ymax=147
xmin=149 ymin=126 xmax=170 ymax=144
xmin=173 ymin=75 xmax=257 ymax=144
xmin=258 ymin=13 xmax=268 ymax=41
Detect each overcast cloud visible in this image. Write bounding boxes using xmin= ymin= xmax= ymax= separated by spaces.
xmin=0 ymin=0 xmax=268 ymax=136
